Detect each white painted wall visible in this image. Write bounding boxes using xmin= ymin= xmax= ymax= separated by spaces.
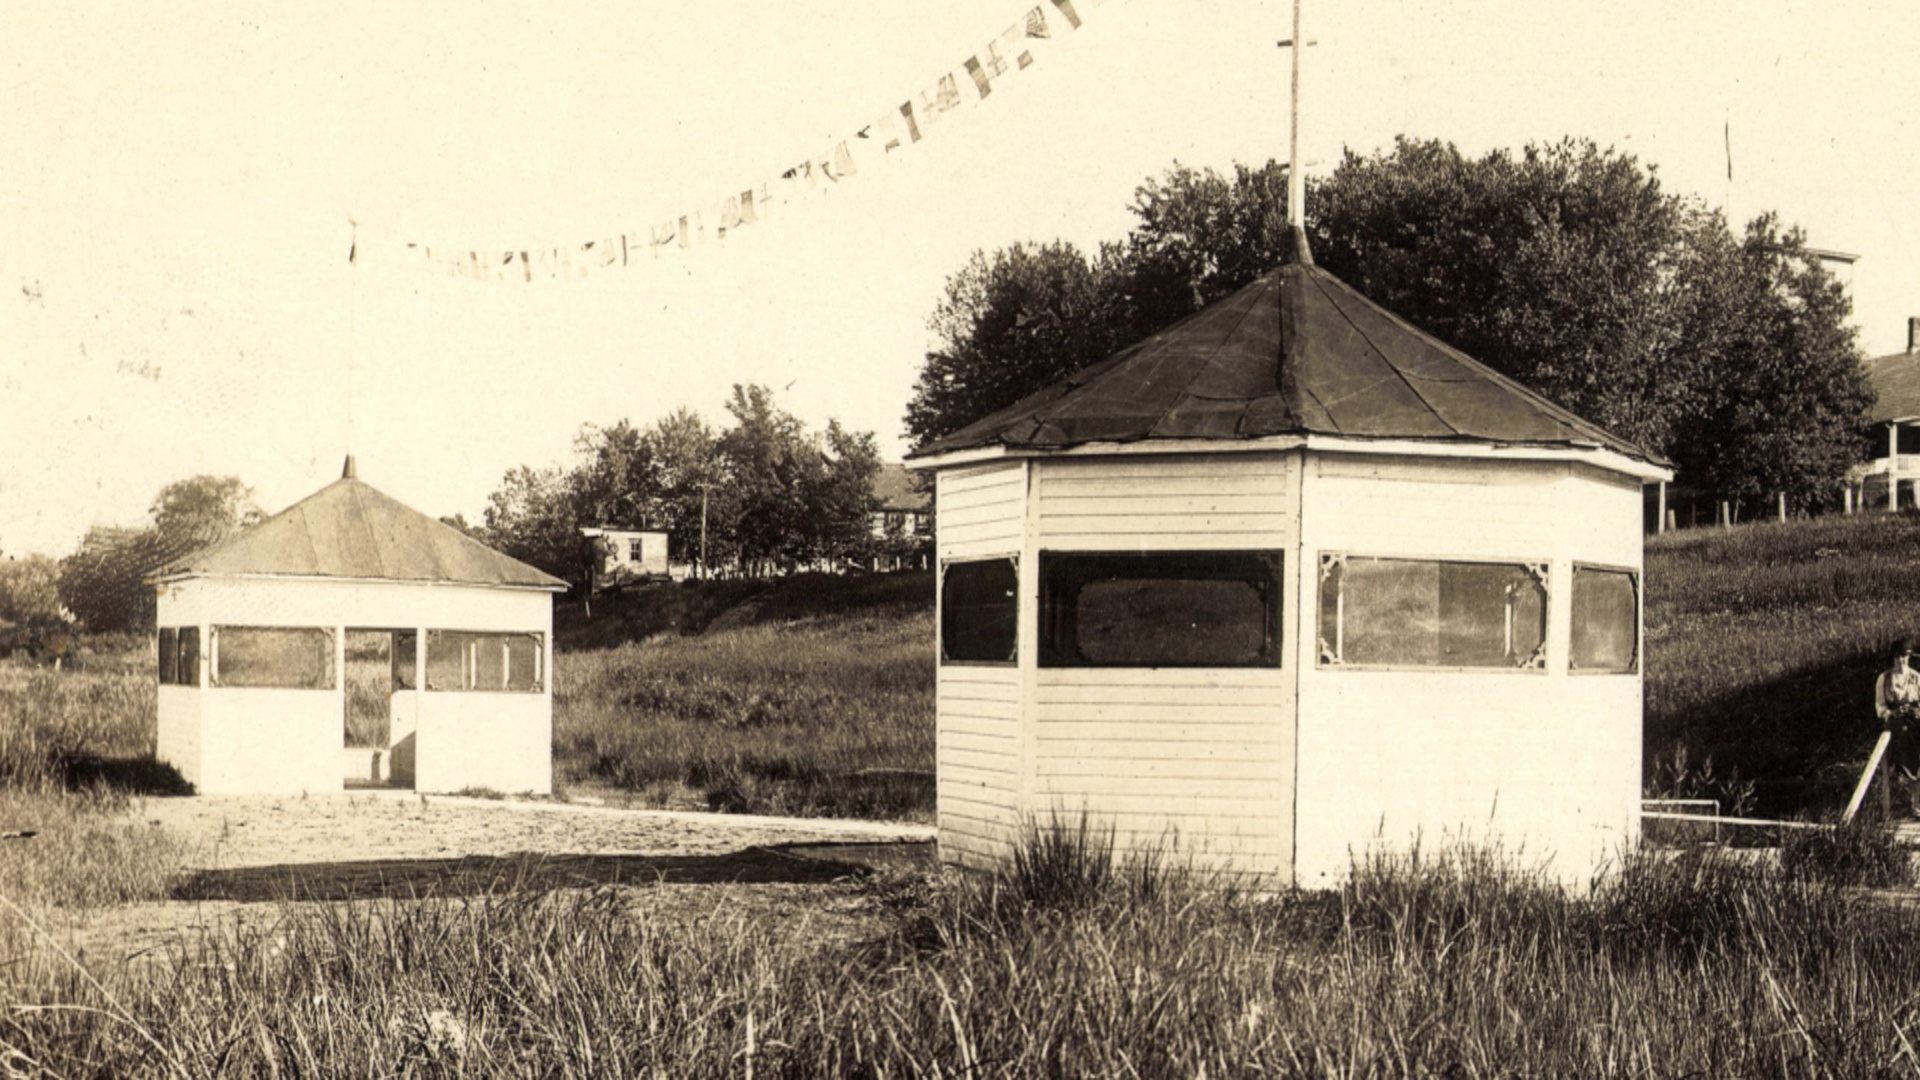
xmin=155 ymin=685 xmax=201 ymax=787
xmin=934 ymin=461 xmax=1026 ymax=867
xmin=153 ymin=575 xmax=555 ymax=796
xmin=1293 ymin=454 xmax=1645 ymax=887
xmin=1028 ymin=453 xmax=1300 ymax=877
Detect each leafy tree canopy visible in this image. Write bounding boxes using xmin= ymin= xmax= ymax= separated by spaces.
xmin=908 ymin=138 xmax=1871 ymax=506
xmin=481 ymin=385 xmax=882 ymax=584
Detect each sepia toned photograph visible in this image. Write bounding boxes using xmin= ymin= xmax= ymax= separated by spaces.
xmin=5 ymin=0 xmax=1920 ymax=1073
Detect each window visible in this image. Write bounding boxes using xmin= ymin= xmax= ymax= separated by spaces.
xmin=627 ymin=537 xmax=644 ymax=562
xmin=1571 ymin=565 xmax=1639 ymax=673
xmin=158 ymin=628 xmax=178 ymax=686
xmin=1319 ymin=554 xmax=1547 ymax=670
xmin=1040 ymin=551 xmax=1282 ymax=669
xmin=884 ymin=511 xmax=906 ymax=537
xmin=941 ymin=558 xmax=1018 ymax=664
xmin=392 ymin=629 xmax=418 ymax=690
xmin=178 ymin=627 xmax=199 ymax=688
xmin=425 ymin=631 xmax=544 ymax=692
xmin=211 ymin=626 xmax=334 ymax=689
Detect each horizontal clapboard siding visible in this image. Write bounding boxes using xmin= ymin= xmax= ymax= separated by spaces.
xmin=937 ymin=462 xmax=1026 ymax=560
xmin=1034 ymin=454 xmax=1294 ymax=548
xmin=937 ymin=658 xmax=1020 ymax=865
xmin=1033 ymin=666 xmax=1290 ymax=868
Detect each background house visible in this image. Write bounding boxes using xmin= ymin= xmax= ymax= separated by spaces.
xmin=1860 ymin=318 xmax=1920 ymax=510
xmin=581 ymin=526 xmax=672 ymax=591
xmin=868 ymin=463 xmax=931 ymax=572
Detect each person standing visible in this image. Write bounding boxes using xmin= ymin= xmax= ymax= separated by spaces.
xmin=1875 ymin=639 xmax=1920 ymax=815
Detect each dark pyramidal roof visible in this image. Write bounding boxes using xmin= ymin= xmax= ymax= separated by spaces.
xmin=155 ymin=458 xmax=567 ymax=590
xmin=911 ymin=233 xmax=1666 ymax=468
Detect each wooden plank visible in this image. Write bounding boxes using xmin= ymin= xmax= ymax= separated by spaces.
xmin=1036 ymin=756 xmax=1282 ymax=780
xmin=1036 ymin=721 xmax=1286 ymax=743
xmin=938 ymin=480 xmax=1026 ymax=511
xmin=1038 ymin=473 xmax=1289 ymax=497
xmin=940 ymin=728 xmax=1018 ymax=755
xmin=1030 ymin=774 xmax=1287 ymax=798
xmin=1034 ymin=704 xmax=1280 ymax=727
xmin=1040 ymin=456 xmax=1290 ymax=481
xmin=1035 ymin=739 xmax=1285 ymax=764
xmin=1039 ymin=493 xmax=1291 ymax=517
xmin=941 ymin=746 xmax=1021 ymax=775
xmin=1037 ymin=514 xmax=1286 ymax=537
xmin=1034 ymin=679 xmax=1285 ymax=703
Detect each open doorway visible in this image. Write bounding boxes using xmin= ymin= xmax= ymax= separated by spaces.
xmin=344 ymin=628 xmax=412 ymax=789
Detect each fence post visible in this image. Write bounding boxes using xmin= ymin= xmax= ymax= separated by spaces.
xmin=1777 ymin=492 xmax=1787 ymax=522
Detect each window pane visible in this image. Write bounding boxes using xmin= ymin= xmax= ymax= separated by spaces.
xmin=1040 ymin=552 xmax=1281 ymax=669
xmin=158 ymin=628 xmax=178 ymax=686
xmin=1323 ymin=556 xmax=1546 ymax=669
xmin=425 ymin=631 xmax=468 ymax=691
xmin=1572 ymin=567 xmax=1638 ymax=672
xmin=506 ymin=635 xmax=542 ymax=691
xmin=942 ymin=559 xmax=1018 ymax=663
xmin=425 ymin=631 xmax=544 ymax=692
xmin=1339 ymin=558 xmax=1441 ymax=666
xmin=393 ymin=629 xmax=418 ymax=690
xmin=177 ymin=627 xmax=200 ymax=688
xmin=213 ymin=627 xmax=333 ymax=689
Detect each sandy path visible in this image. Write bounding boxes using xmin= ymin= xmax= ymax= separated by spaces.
xmin=131 ymin=792 xmax=933 ymax=871
xmin=49 ymin=795 xmax=934 ymax=969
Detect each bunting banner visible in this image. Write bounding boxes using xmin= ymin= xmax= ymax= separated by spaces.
xmin=397 ymin=0 xmax=1112 ymax=282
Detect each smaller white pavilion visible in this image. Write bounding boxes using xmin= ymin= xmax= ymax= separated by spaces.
xmin=150 ymin=458 xmax=567 ymax=795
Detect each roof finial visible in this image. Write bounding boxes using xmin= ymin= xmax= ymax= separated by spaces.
xmin=1291 ymin=224 xmax=1315 ymax=267
xmin=342 ymin=454 xmax=358 ymax=480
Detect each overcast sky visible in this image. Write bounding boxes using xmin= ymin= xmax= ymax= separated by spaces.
xmin=5 ymin=0 xmax=1917 ymax=557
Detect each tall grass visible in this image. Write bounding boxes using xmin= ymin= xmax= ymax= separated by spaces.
xmin=7 ymin=825 xmax=1920 ymax=1077
xmin=1647 ymin=511 xmax=1920 ymax=813
xmin=553 ymin=610 xmax=935 ymax=819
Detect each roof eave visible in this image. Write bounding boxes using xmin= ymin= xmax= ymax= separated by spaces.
xmin=148 ymin=570 xmax=569 ymax=593
xmin=909 ymin=433 xmax=1672 ymax=482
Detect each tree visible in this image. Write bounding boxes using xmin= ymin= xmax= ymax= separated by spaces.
xmin=58 ymin=474 xmax=259 ymax=633
xmin=908 ymin=141 xmax=1872 ymax=504
xmin=476 ymin=387 xmax=882 ymax=583
xmin=149 ymin=475 xmax=263 ymax=559
xmin=1663 ymin=214 xmax=1873 ymax=504
xmin=904 ymin=242 xmax=1132 ymax=448
xmin=482 ymin=465 xmax=585 ymax=585
xmin=641 ymin=408 xmax=723 ymax=573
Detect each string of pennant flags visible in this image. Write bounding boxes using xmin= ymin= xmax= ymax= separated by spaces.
xmin=387 ymin=0 xmax=1109 ymax=283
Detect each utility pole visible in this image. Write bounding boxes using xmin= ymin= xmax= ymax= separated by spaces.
xmin=697 ymin=480 xmax=713 ymax=580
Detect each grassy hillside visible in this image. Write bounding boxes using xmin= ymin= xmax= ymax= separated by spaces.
xmin=1645 ymin=512 xmax=1920 ymax=814
xmin=553 ymin=572 xmax=936 ymax=818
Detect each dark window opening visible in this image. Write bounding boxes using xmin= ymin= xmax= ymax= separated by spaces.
xmin=177 ymin=627 xmax=200 ymax=688
xmin=212 ymin=626 xmax=335 ymax=689
xmin=1571 ymin=566 xmax=1639 ymax=673
xmin=392 ymin=629 xmax=419 ymax=690
xmin=1319 ymin=555 xmax=1547 ymax=670
xmin=941 ymin=558 xmax=1018 ymax=664
xmin=1040 ymin=551 xmax=1283 ymax=669
xmin=158 ymin=628 xmax=178 ymax=686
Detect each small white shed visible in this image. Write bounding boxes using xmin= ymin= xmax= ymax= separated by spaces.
xmin=150 ymin=458 xmax=567 ymax=795
xmin=908 ymin=234 xmax=1673 ymax=887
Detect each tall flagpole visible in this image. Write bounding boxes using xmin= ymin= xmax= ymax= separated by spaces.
xmin=1287 ymin=0 xmax=1304 ymax=229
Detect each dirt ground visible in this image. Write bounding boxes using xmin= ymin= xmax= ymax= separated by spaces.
xmin=53 ymin=795 xmax=936 ymax=970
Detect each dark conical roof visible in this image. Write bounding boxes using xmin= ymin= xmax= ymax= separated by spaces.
xmin=910 ymin=241 xmax=1666 ymax=468
xmin=153 ymin=468 xmax=566 ymax=590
